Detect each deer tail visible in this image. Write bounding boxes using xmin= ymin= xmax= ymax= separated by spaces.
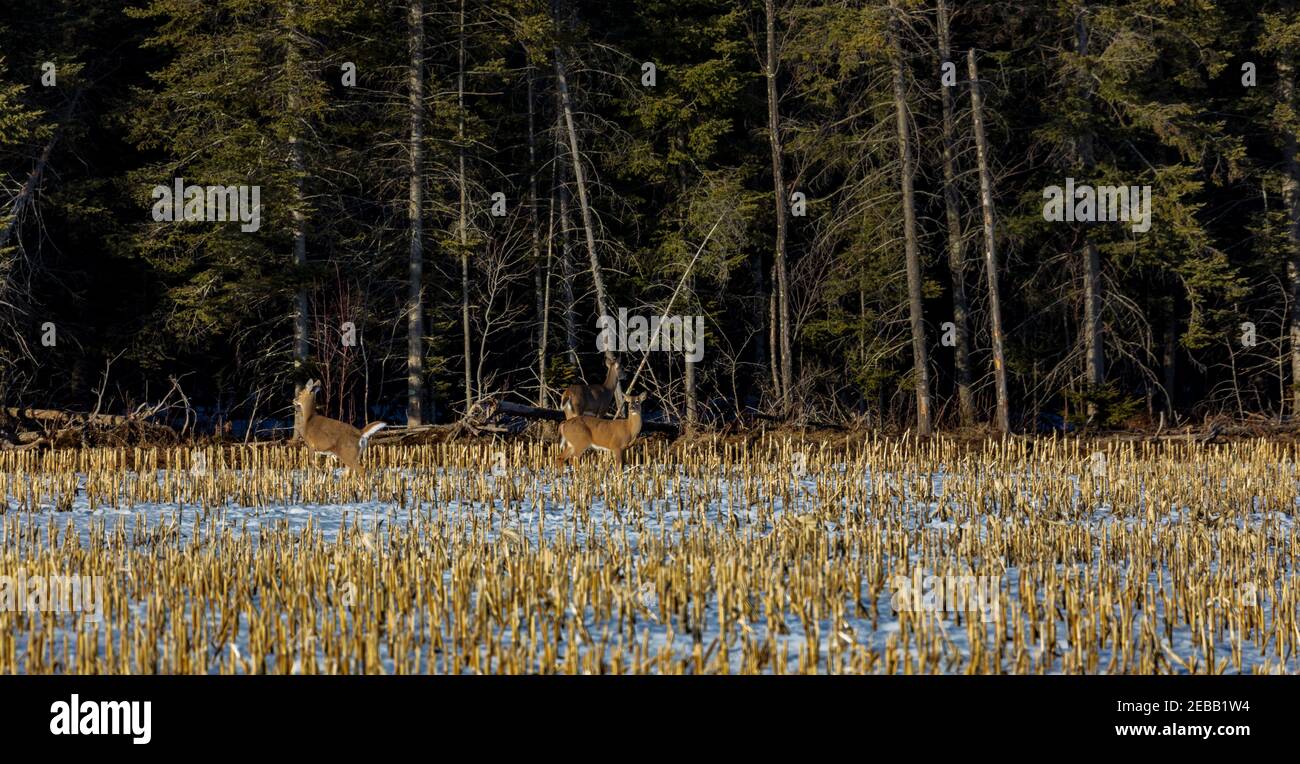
xmin=358 ymin=421 xmax=387 ymax=453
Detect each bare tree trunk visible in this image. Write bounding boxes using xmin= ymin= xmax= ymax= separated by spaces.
xmin=406 ymin=0 xmax=426 ymax=426
xmin=764 ymin=0 xmax=794 ymax=415
xmin=1083 ymin=239 xmax=1103 ymax=396
xmin=768 ymin=265 xmax=781 ymax=400
xmin=1075 ymin=4 xmax=1104 ymax=414
xmin=557 ymin=153 xmax=580 ymax=369
xmin=552 ymin=18 xmax=614 ymax=363
xmin=541 ymin=216 xmax=556 ymax=406
xmin=750 ymin=258 xmax=770 ymax=394
xmin=968 ymin=49 xmax=1010 ymax=434
xmin=1280 ymin=56 xmax=1300 ymax=416
xmin=286 ymin=2 xmax=310 ymax=438
xmin=1162 ymin=315 xmax=1177 ymax=414
xmin=937 ymin=0 xmax=974 ymax=426
xmin=528 ymin=66 xmax=549 ymax=407
xmin=684 ymin=352 xmax=697 ymax=427
xmin=684 ymin=276 xmax=697 ymax=429
xmin=458 ymin=0 xmax=473 ymax=415
xmin=890 ymin=4 xmax=932 ymax=436
xmin=551 ymin=88 xmax=580 ymax=371
xmin=559 ymin=247 xmax=579 ymax=368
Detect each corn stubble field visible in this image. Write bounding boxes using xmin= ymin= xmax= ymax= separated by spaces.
xmin=0 ymin=436 xmax=1296 ymax=674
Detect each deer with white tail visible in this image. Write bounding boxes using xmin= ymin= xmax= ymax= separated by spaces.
xmin=556 ymin=392 xmax=647 ymax=467
xmin=294 ymin=379 xmax=387 ymax=472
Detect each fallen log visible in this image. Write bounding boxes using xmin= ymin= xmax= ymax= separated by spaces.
xmin=1 ymin=406 xmax=182 ymax=448
xmin=492 ymin=400 xmax=680 ymax=435
xmin=5 ymin=407 xmax=133 ymax=424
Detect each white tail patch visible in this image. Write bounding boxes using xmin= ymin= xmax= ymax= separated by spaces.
xmin=358 ymin=422 xmax=387 ymax=451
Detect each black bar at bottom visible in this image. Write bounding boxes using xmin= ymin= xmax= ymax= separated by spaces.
xmin=0 ymin=674 xmax=1286 ymax=754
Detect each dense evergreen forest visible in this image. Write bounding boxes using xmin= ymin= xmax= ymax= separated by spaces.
xmin=1 ymin=0 xmax=1299 ymax=437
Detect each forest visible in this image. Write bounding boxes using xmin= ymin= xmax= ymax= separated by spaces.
xmin=1 ymin=0 xmax=1298 ymax=439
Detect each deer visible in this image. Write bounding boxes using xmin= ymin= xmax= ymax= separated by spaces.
xmin=559 ymin=356 xmax=623 ymax=419
xmin=294 ymin=379 xmax=387 ymax=472
xmin=556 ymin=392 xmax=647 ymax=467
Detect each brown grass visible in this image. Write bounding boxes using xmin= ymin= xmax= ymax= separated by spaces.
xmin=0 ymin=436 xmax=1295 ymax=674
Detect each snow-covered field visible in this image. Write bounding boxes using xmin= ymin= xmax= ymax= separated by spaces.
xmin=2 ymin=459 xmax=1297 ymax=674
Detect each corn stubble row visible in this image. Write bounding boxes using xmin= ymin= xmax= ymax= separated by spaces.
xmin=0 ymin=436 xmax=1296 ymax=674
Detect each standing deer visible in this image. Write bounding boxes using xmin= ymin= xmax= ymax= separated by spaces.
xmin=559 ymin=356 xmax=622 ymax=419
xmin=294 ymin=379 xmax=387 ymax=471
xmin=556 ymin=392 xmax=646 ymax=467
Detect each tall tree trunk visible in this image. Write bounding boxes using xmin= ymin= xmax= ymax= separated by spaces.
xmin=751 ymin=258 xmax=770 ymax=393
xmin=557 ymin=149 xmax=580 ymax=369
xmin=406 ymin=0 xmax=426 ymax=426
xmin=551 ymin=62 xmax=604 ymax=316
xmin=1280 ymin=56 xmax=1300 ymax=416
xmin=890 ymin=4 xmax=932 ymax=436
xmin=937 ymin=0 xmax=974 ymax=427
xmin=541 ymin=204 xmax=556 ymax=406
xmin=1162 ymin=315 xmax=1177 ymax=414
xmin=673 ymin=152 xmax=698 ymax=427
xmin=528 ymin=66 xmax=549 ymax=407
xmin=764 ymin=0 xmax=794 ymax=415
xmin=458 ymin=0 xmax=473 ymax=416
xmin=1083 ymin=239 xmax=1103 ymax=397
xmin=768 ymin=265 xmax=781 ymax=399
xmin=684 ymin=350 xmax=697 ymax=427
xmin=1075 ymin=4 xmax=1104 ymax=414
xmin=968 ymin=49 xmax=1010 ymax=434
xmin=552 ymin=12 xmax=614 ymax=365
xmin=559 ymin=242 xmax=579 ymax=368
xmin=286 ymin=2 xmax=310 ymax=438
xmin=684 ymin=275 xmax=697 ymax=429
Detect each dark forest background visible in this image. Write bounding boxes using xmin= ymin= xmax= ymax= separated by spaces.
xmin=2 ymin=0 xmax=1299 ymax=437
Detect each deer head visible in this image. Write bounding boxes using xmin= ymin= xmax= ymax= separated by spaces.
xmin=604 ymin=356 xmax=624 ymax=387
xmin=295 ymin=379 xmax=322 ymax=420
